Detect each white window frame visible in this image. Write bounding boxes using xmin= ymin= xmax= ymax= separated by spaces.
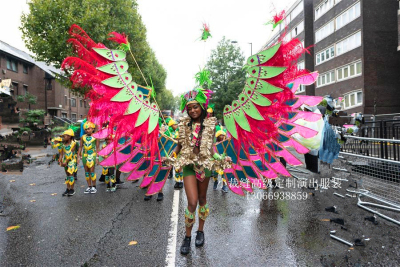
xmin=315 ymin=0 xmax=334 ymax=21
xmin=342 ymin=90 xmax=363 ymax=110
xmin=317 ymin=70 xmax=336 ymax=88
xmin=291 ymin=20 xmax=304 ymax=38
xmin=291 ymin=1 xmax=304 ymax=22
xmin=71 ymin=113 xmax=77 ymax=122
xmin=335 ymin=2 xmax=361 ymax=30
xmin=336 ymin=60 xmax=362 ymax=82
xmin=316 ymin=46 xmax=335 ymax=65
xmin=336 ymin=31 xmax=362 ymax=56
xmin=296 ymin=61 xmax=306 ymax=94
xmin=297 ymin=61 xmax=305 ymax=70
xmin=315 ymin=20 xmax=335 ymax=43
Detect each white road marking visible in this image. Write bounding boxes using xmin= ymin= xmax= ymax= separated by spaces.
xmin=165 ymin=188 xmax=180 ymax=267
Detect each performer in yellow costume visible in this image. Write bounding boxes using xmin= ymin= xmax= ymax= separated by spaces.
xmin=164 ymin=117 xmax=184 ymax=189
xmin=213 ymin=126 xmax=229 ymax=193
xmin=59 ymin=129 xmax=78 ymax=196
xmin=78 ymin=121 xmax=99 ymax=194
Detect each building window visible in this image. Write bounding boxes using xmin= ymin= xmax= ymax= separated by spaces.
xmin=61 ymin=112 xmax=67 ymax=118
xmin=64 ymin=96 xmax=68 ymax=105
xmin=290 ymin=1 xmax=304 ymax=21
xmin=315 ymin=20 xmax=334 ymax=43
xmin=296 ymin=85 xmax=306 ymax=94
xmin=70 ymin=98 xmax=76 ymax=107
xmin=336 ymin=31 xmax=362 ymax=56
xmin=71 ymin=113 xmax=77 ymax=122
xmin=343 ymin=90 xmax=363 ymax=109
xmin=291 ymin=21 xmax=304 ymax=38
xmin=317 ymin=70 xmax=335 ymax=87
xmin=80 ymin=99 xmax=83 ymax=108
xmin=316 ymin=46 xmax=335 ymax=65
xmin=45 ymin=79 xmax=53 ymax=90
xmin=297 ymin=61 xmax=305 ymax=70
xmin=315 ymin=0 xmax=334 ymax=20
xmin=12 ymin=82 xmax=18 ymax=95
xmin=296 ymin=60 xmax=305 ymax=93
xmin=336 ymin=2 xmax=360 ymax=30
xmin=23 ymin=85 xmax=28 ymax=95
xmin=23 ymin=65 xmax=28 ymax=74
xmin=337 ymin=61 xmax=362 ymax=81
xmin=6 ymin=58 xmax=18 ymax=72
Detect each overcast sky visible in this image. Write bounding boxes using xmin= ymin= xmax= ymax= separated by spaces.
xmin=3 ymin=0 xmax=296 ymax=96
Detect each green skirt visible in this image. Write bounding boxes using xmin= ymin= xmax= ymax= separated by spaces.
xmin=182 ymin=164 xmax=211 ymax=178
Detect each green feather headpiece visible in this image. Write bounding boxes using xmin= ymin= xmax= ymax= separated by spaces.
xmin=180 ymin=69 xmax=213 ymax=112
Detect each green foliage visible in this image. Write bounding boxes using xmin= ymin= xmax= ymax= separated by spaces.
xmin=26 ymin=109 xmax=46 ymax=118
xmin=20 ymin=0 xmax=167 ymax=98
xmin=206 ymin=37 xmax=246 ymax=119
xmin=51 ymin=126 xmax=68 ymax=133
xmin=19 ymin=127 xmax=33 ymax=134
xmin=156 ymin=89 xmax=177 ymax=111
xmin=17 ymin=92 xmax=37 ymax=105
xmin=19 ymin=109 xmax=46 ymax=127
xmin=17 ymin=95 xmax=25 ymax=102
xmin=16 ymin=92 xmax=37 ymax=109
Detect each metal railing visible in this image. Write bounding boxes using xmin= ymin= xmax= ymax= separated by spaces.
xmin=340 ymin=148 xmax=400 ymax=205
xmin=341 ymin=136 xmax=400 ymax=161
xmin=360 ymin=113 xmax=400 ymax=140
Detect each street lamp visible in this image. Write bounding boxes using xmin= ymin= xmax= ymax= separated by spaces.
xmin=231 ymin=41 xmax=253 ymax=55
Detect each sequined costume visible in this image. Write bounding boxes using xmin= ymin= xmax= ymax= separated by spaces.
xmin=61 ymin=140 xmax=78 ymax=185
xmin=81 ymin=134 xmax=97 ymax=168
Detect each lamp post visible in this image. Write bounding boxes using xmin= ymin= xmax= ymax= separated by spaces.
xmin=231 ymin=41 xmax=253 ymax=55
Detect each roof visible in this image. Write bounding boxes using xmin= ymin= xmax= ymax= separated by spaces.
xmin=0 ymin=40 xmax=61 ymax=77
xmin=0 ymin=40 xmax=35 ymax=64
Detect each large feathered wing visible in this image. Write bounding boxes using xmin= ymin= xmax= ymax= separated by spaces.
xmin=62 ymin=25 xmax=173 ymax=195
xmin=220 ymin=39 xmax=323 ymax=195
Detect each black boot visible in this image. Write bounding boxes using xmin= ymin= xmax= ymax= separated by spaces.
xmin=195 ymin=231 xmax=204 ymax=247
xmin=180 ymin=236 xmax=191 ymax=255
xmin=157 ymin=192 xmax=164 ymax=201
xmin=174 ymin=182 xmax=180 ymax=189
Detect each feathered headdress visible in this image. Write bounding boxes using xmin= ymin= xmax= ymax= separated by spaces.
xmin=180 ymin=69 xmax=213 ymax=111
xmin=215 ymin=125 xmax=227 ymax=138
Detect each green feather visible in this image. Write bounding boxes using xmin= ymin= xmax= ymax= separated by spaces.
xmin=223 ymin=105 xmax=238 ymax=139
xmin=195 ymin=68 xmax=212 ymax=88
xmin=232 ymin=100 xmax=251 ymax=132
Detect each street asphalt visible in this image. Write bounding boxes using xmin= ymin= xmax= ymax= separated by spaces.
xmin=0 ymin=148 xmax=399 ymax=266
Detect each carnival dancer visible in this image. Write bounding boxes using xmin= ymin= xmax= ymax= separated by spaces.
xmin=59 ymin=129 xmax=78 ymax=196
xmin=62 ymin=24 xmax=324 ymax=255
xmin=164 ymin=87 xmax=232 ymax=255
xmin=49 ymin=137 xmax=62 ymax=166
xmin=78 ymin=121 xmax=99 ymax=194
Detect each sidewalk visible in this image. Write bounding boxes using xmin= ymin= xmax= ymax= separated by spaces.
xmin=22 ymin=146 xmax=49 ymax=158
xmin=0 ymin=123 xmax=19 ymax=136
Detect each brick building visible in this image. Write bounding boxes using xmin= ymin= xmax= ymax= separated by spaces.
xmin=263 ymin=0 xmax=400 ymax=115
xmin=0 ymin=40 xmax=89 ymax=122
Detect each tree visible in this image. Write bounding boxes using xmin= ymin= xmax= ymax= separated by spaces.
xmin=17 ymin=92 xmax=37 ymax=110
xmin=206 ymin=37 xmax=246 ymax=119
xmin=156 ymin=89 xmax=176 ymax=111
xmin=20 ymin=0 xmax=167 ymax=97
